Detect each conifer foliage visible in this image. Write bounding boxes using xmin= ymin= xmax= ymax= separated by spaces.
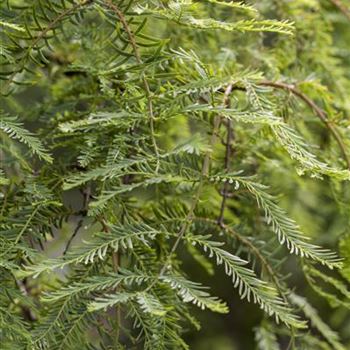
xmin=1 ymin=0 xmax=350 ymax=349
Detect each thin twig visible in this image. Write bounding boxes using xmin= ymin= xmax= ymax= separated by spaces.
xmin=0 ymin=181 xmax=11 ymax=217
xmin=329 ymin=0 xmax=350 ymax=21
xmin=218 ymin=84 xmax=234 ymax=225
xmin=259 ymin=80 xmax=350 ymax=170
xmin=209 ymin=95 xmax=303 ymax=337
xmin=96 ymin=217 xmax=118 ymax=269
xmin=156 ymin=131 xmax=215 ymax=277
xmin=195 ymin=215 xmax=296 ymax=345
xmin=154 ymin=84 xmax=234 ymax=280
xmin=97 ymin=216 xmax=121 ymax=343
xmin=63 ymin=186 xmax=91 ymax=255
xmin=111 ymin=248 xmax=121 ymax=344
xmin=15 ymin=278 xmax=37 ymax=322
xmin=63 ymin=219 xmax=83 ymax=255
xmin=198 ymin=217 xmax=287 ymax=301
xmin=1 ymin=0 xmax=92 ymax=94
xmin=104 ymin=1 xmax=160 ymax=171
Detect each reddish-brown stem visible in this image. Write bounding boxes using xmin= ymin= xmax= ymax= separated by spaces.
xmin=259 ymin=80 xmax=350 ymax=170
xmin=329 ymin=0 xmax=350 ymax=21
xmin=194 ymin=217 xmax=289 ymax=303
xmin=218 ymin=84 xmax=234 ymax=225
xmin=150 ymin=84 xmax=235 ymax=281
xmin=1 ymin=1 xmax=91 ymax=94
xmin=104 ymin=1 xmax=160 ymax=169
xmin=98 ymin=216 xmax=121 ymax=342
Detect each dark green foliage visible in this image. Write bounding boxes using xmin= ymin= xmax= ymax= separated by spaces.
xmin=1 ymin=0 xmax=350 ymax=349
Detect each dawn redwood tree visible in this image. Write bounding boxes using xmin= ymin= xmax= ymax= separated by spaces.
xmin=1 ymin=0 xmax=350 ymax=349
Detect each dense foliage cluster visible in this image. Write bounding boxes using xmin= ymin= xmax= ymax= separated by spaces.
xmin=1 ymin=0 xmax=350 ymax=349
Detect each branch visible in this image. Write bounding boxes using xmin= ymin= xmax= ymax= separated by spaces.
xmin=150 ymin=84 xmax=235 ymax=281
xmin=328 ymin=0 xmax=350 ymax=21
xmin=96 ymin=215 xmax=121 ymax=342
xmin=1 ymin=0 xmax=92 ymax=94
xmin=104 ymin=1 xmax=160 ymax=171
xmin=198 ymin=217 xmax=288 ymax=300
xmin=218 ymin=84 xmax=234 ymax=225
xmin=63 ymin=186 xmax=91 ymax=255
xmin=163 ymin=214 xmax=295 ymax=325
xmin=15 ymin=278 xmax=37 ymax=322
xmin=259 ymin=80 xmax=350 ymax=170
xmin=63 ymin=219 xmax=83 ymax=255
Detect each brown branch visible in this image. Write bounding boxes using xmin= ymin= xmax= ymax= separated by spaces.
xmin=157 ymin=119 xmax=219 ymax=276
xmin=97 ymin=216 xmax=121 ymax=342
xmin=91 ymin=6 xmax=145 ymax=335
xmin=15 ymin=278 xmax=37 ymax=322
xmin=0 ymin=181 xmax=11 ymax=217
xmin=146 ymin=84 xmax=235 ymax=283
xmin=218 ymin=84 xmax=234 ymax=225
xmin=63 ymin=219 xmax=83 ymax=255
xmin=194 ymin=217 xmax=289 ymax=304
xmin=63 ymin=186 xmax=91 ymax=255
xmin=1 ymin=1 xmax=92 ymax=94
xmin=111 ymin=248 xmax=120 ymax=343
xmin=259 ymin=80 xmax=350 ymax=170
xmin=222 ymin=225 xmax=287 ymax=301
xmin=329 ymin=0 xmax=350 ymax=21
xmin=96 ymin=217 xmax=118 ymax=270
xmin=98 ymin=218 xmax=121 ymax=275
xmin=104 ymin=1 xmax=160 ymax=169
